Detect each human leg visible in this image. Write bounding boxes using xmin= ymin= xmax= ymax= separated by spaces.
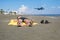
xmin=24 ymin=19 xmax=32 ymax=27
xmin=17 ymin=19 xmax=23 ymax=27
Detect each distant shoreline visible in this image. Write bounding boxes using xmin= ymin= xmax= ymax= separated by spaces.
xmin=28 ymin=14 xmax=60 ymax=16
xmin=0 ymin=14 xmax=60 ymax=16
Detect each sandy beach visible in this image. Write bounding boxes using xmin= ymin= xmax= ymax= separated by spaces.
xmin=0 ymin=15 xmax=60 ymax=40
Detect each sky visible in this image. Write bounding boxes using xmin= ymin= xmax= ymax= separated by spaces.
xmin=0 ymin=0 xmax=60 ymax=14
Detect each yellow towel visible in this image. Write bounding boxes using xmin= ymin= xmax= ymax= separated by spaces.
xmin=8 ymin=19 xmax=38 ymax=26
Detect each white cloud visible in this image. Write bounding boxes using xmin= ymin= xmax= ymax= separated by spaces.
xmin=17 ymin=5 xmax=60 ymax=15
xmin=57 ymin=6 xmax=60 ymax=8
xmin=18 ymin=5 xmax=28 ymax=14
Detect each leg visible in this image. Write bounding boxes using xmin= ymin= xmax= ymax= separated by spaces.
xmin=17 ymin=19 xmax=23 ymax=27
xmin=24 ymin=19 xmax=32 ymax=27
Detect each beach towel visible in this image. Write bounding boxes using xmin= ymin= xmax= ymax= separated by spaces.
xmin=8 ymin=19 xmax=38 ymax=26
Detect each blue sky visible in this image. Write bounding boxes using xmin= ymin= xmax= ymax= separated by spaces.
xmin=0 ymin=0 xmax=60 ymax=14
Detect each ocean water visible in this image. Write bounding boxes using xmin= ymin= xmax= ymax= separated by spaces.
xmin=31 ymin=14 xmax=60 ymax=16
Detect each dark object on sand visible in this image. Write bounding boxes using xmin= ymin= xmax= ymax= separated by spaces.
xmin=40 ymin=20 xmax=50 ymax=24
xmin=45 ymin=20 xmax=50 ymax=24
xmin=17 ymin=25 xmax=32 ymax=27
xmin=40 ymin=20 xmax=44 ymax=24
xmin=17 ymin=25 xmax=22 ymax=27
xmin=29 ymin=25 xmax=32 ymax=27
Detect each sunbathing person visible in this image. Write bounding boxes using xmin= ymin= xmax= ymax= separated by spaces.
xmin=17 ymin=16 xmax=32 ymax=27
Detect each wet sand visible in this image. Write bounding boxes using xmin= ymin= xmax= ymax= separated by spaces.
xmin=0 ymin=15 xmax=60 ymax=40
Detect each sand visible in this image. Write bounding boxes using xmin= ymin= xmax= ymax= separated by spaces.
xmin=0 ymin=15 xmax=60 ymax=40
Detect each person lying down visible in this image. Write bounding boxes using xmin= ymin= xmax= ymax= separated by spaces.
xmin=17 ymin=16 xmax=32 ymax=27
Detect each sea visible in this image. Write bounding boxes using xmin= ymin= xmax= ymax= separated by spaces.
xmin=31 ymin=14 xmax=60 ymax=16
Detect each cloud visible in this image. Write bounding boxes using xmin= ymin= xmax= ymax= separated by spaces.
xmin=17 ymin=5 xmax=37 ymax=15
xmin=57 ymin=6 xmax=60 ymax=8
xmin=18 ymin=5 xmax=28 ymax=14
xmin=17 ymin=5 xmax=60 ymax=15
